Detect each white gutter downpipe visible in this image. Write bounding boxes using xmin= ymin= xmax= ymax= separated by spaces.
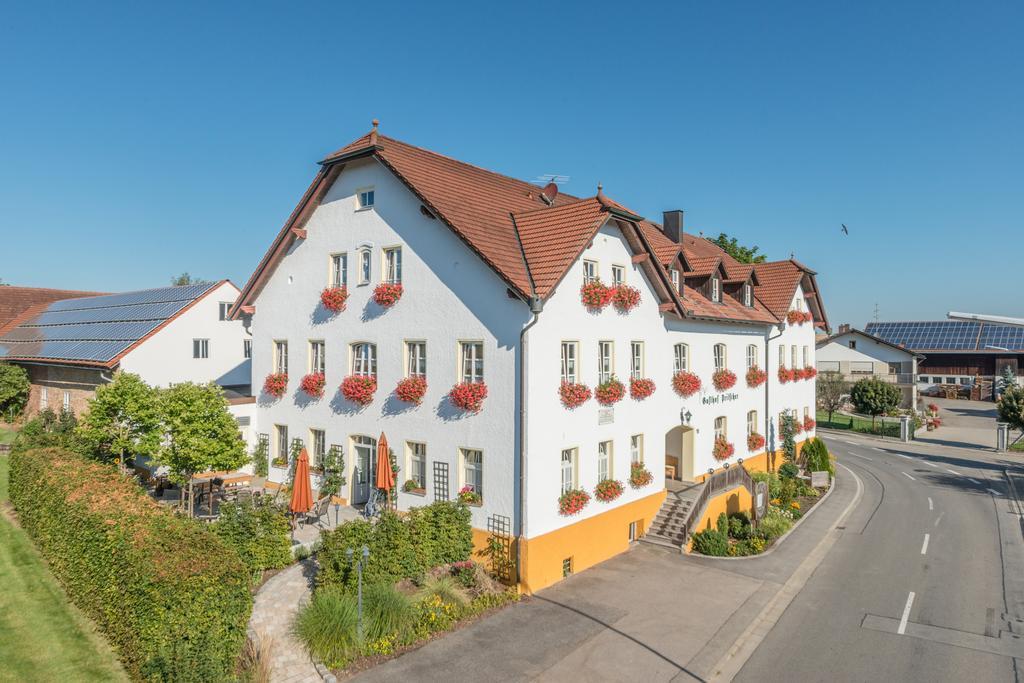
xmin=516 ymin=296 xmax=543 ymax=585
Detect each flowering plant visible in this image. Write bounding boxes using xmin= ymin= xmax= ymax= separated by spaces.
xmin=299 ymin=372 xmax=326 ymax=399
xmin=395 ymin=376 xmax=427 ymax=404
xmin=803 ymin=366 xmax=818 ymax=380
xmin=747 ymin=432 xmax=765 ymax=451
xmin=629 ymin=462 xmax=653 ymax=489
xmin=558 ymin=488 xmax=591 ymax=516
xmin=580 ymin=279 xmax=613 ymax=310
xmin=402 ymin=479 xmax=424 ymax=493
xmin=595 ymin=376 xmax=626 ymax=405
xmin=746 ymin=366 xmax=768 ymax=388
xmin=594 ymin=478 xmax=624 ymax=503
xmin=927 ymin=403 xmax=940 ymax=415
xmin=712 ymin=369 xmax=737 ymax=391
xmin=263 ymin=372 xmax=288 ymax=399
xmin=629 ymin=377 xmax=656 ymax=400
xmin=778 ymin=367 xmax=795 ymax=384
xmin=559 ymin=381 xmax=592 ymax=409
xmin=787 ymin=310 xmax=812 ymax=325
xmin=449 ymin=381 xmax=488 ymax=412
xmin=341 ymin=375 xmax=377 ymax=405
xmin=932 ymin=417 xmax=942 ymax=427
xmin=672 ymin=371 xmax=701 ymax=397
xmin=372 ymin=282 xmax=404 ymax=307
xmin=611 ymin=285 xmax=641 ymax=312
xmin=458 ymin=485 xmax=482 ymax=505
xmin=320 ymin=286 xmax=349 ymax=313
xmin=793 ymin=419 xmax=804 ymax=434
xmin=793 ymin=367 xmax=808 ymax=381
xmin=803 ymin=415 xmax=816 ymax=431
xmin=712 ymin=436 xmax=735 ymax=461
xmin=803 ymin=311 xmax=814 ymax=323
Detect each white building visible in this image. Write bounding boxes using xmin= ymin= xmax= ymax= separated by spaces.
xmin=231 ymin=123 xmax=827 ymax=591
xmin=816 ymin=326 xmax=922 ymax=408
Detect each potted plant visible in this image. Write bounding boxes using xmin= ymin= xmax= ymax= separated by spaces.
xmin=793 ymin=367 xmax=807 ymax=381
xmin=594 ymin=478 xmax=624 ymax=503
xmin=263 ymin=372 xmax=288 ymax=399
xmin=777 ymin=367 xmax=795 ymax=384
xmin=320 ymin=286 xmax=349 ymax=313
xmin=458 ymin=485 xmax=482 ymax=505
xmin=803 ymin=366 xmax=818 ymax=380
xmin=558 ymin=488 xmax=591 ymax=516
xmin=672 ymin=371 xmax=701 ymax=397
xmin=629 ymin=377 xmax=656 ymax=400
xmin=747 ymin=432 xmax=765 ymax=451
xmin=299 ymin=372 xmax=326 ymax=399
xmin=629 ymin=462 xmax=653 ymax=489
xmin=340 ymin=375 xmax=377 ymax=405
xmin=611 ymin=285 xmax=641 ymax=312
xmin=580 ymin=279 xmax=613 ymax=310
xmin=449 ymin=381 xmax=488 ymax=412
xmin=746 ymin=366 xmax=768 ymax=388
xmin=712 ymin=436 xmax=735 ymax=461
xmin=395 ymin=376 xmax=428 ymax=405
xmin=803 ymin=415 xmax=816 ymax=432
xmin=372 ymin=282 xmax=404 ymax=307
xmin=402 ymin=479 xmax=425 ymax=494
xmin=787 ymin=310 xmax=807 ymax=325
xmin=595 ymin=376 xmax=626 ymax=405
xmin=559 ymin=381 xmax=592 ymax=409
xmin=712 ymin=369 xmax=737 ymax=391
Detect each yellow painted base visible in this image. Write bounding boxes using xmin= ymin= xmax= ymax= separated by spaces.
xmin=516 ymin=490 xmax=667 ymax=594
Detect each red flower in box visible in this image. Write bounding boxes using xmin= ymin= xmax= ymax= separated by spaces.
xmin=372 ymin=282 xmax=404 ymax=307
xmin=263 ymin=372 xmax=288 ymax=399
xmin=712 ymin=369 xmax=737 ymax=391
xmin=559 ymin=381 xmax=592 ymax=409
xmin=611 ymin=285 xmax=641 ymax=312
xmin=341 ymin=375 xmax=377 ymax=405
xmin=803 ymin=311 xmax=814 ymax=323
xmin=747 ymin=432 xmax=766 ymax=451
xmin=594 ymin=479 xmax=624 ymax=503
xmin=803 ymin=366 xmax=817 ymax=379
xmin=778 ymin=367 xmax=795 ymax=384
xmin=300 ymin=372 xmax=326 ymax=398
xmin=793 ymin=419 xmax=804 ymax=434
xmin=580 ymin=280 xmax=613 ymax=310
xmin=712 ymin=436 xmax=735 ymax=461
xmin=803 ymin=415 xmax=816 ymax=431
xmin=629 ymin=377 xmax=656 ymax=400
xmin=395 ymin=376 xmax=427 ymax=405
xmin=558 ymin=488 xmax=591 ymax=516
xmin=787 ymin=310 xmax=807 ymax=325
xmin=595 ymin=376 xmax=626 ymax=405
xmin=320 ymin=286 xmax=349 ymax=313
xmin=672 ymin=371 xmax=701 ymax=397
xmin=449 ymin=381 xmax=488 ymax=412
xmin=793 ymin=367 xmax=808 ymax=381
xmin=746 ymin=366 xmax=768 ymax=388
xmin=629 ymin=463 xmax=653 ymax=489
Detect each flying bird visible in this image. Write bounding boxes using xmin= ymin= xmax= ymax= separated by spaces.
xmin=841 ymin=224 xmax=849 ymax=235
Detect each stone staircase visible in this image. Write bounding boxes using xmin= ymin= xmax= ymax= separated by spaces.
xmin=642 ymin=480 xmax=704 ymax=550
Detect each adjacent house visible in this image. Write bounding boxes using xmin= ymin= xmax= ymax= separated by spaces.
xmin=816 ymin=325 xmax=923 ymax=408
xmin=230 ymin=123 xmax=827 ymax=591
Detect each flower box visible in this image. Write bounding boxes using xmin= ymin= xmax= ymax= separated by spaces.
xmin=372 ymin=282 xmax=404 ymax=307
xmin=787 ymin=310 xmax=812 ymax=325
xmin=712 ymin=369 xmax=737 ymax=391
xmin=793 ymin=367 xmax=808 ymax=381
xmin=629 ymin=463 xmax=653 ymax=489
xmin=777 ymin=367 xmax=795 ymax=384
xmin=395 ymin=376 xmax=428 ymax=405
xmin=672 ymin=371 xmax=701 ymax=397
xmin=594 ymin=478 xmax=624 ymax=503
xmin=449 ymin=381 xmax=488 ymax=412
xmin=793 ymin=420 xmax=804 ymax=434
xmin=320 ymin=286 xmax=349 ymax=313
xmin=747 ymin=432 xmax=765 ymax=451
xmin=558 ymin=488 xmax=591 ymax=516
xmin=458 ymin=486 xmax=482 ymax=506
xmin=803 ymin=366 xmax=817 ymax=380
xmin=803 ymin=416 xmax=816 ymax=432
xmin=595 ymin=376 xmax=625 ymax=405
xmin=341 ymin=375 xmax=377 ymax=405
xmin=746 ymin=366 xmax=768 ymax=388
xmin=580 ymin=280 xmax=613 ymax=310
xmin=712 ymin=436 xmax=735 ymax=461
xmin=611 ymin=285 xmax=641 ymax=312
xmin=629 ymin=377 xmax=656 ymax=400
xmin=402 ymin=479 xmax=426 ymax=495
xmin=559 ymin=381 xmax=591 ymax=409
xmin=299 ymin=372 xmax=326 ymax=399
xmin=263 ymin=372 xmax=288 ymax=399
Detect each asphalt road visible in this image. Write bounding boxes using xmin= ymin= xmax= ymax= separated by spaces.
xmin=735 ymin=433 xmax=1024 ymax=682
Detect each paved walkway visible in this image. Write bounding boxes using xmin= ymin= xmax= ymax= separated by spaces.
xmin=916 ymin=397 xmax=998 ymax=451
xmin=250 ymin=559 xmax=321 ymax=683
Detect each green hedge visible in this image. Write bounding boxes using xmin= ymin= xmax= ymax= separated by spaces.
xmin=318 ymin=501 xmax=472 ymax=592
xmin=9 ymin=448 xmax=252 ymax=681
xmin=211 ymin=497 xmax=293 ymax=582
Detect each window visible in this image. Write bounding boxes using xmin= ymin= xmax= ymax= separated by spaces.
xmin=887 ymin=362 xmax=902 ymax=375
xmin=218 ymin=302 xmax=232 ymax=321
xmin=406 ymin=341 xmax=427 ymax=377
xmin=598 ymin=341 xmax=613 ymax=384
xmin=40 ymin=387 xmax=48 ymax=410
xmin=710 ymin=276 xmax=721 ymax=302
xmin=630 ymin=341 xmax=644 ymax=380
xmin=848 ymin=340 xmax=857 ymax=350
xmin=671 ymin=268 xmax=680 ymax=292
xmin=778 ymin=345 xmax=785 ymax=368
xmin=330 ymin=253 xmax=348 ymax=287
xmin=630 ymin=434 xmax=644 ymax=464
xmin=583 ymin=260 xmax=598 ymax=284
xmin=747 ymin=410 xmax=757 ymax=436
xmin=274 ymin=341 xmax=288 ymax=374
xmin=562 ymin=557 xmax=573 ymax=578
xmin=629 ymin=521 xmax=638 ymax=542
xmin=560 ymin=342 xmax=578 ymax=384
xmin=408 ymin=442 xmax=426 ymax=489
xmin=63 ymin=391 xmax=70 ymax=412
xmin=243 ymin=339 xmax=252 ymax=359
xmin=357 ymin=188 xmax=375 ymax=209
xmin=310 ymin=429 xmax=326 ymax=469
xmin=358 ymin=248 xmax=371 ymax=285
xmin=850 ymin=361 xmax=874 ymax=374
xmin=946 ymin=377 xmax=956 ymax=384
xmin=193 ymin=338 xmax=209 ymax=359
xmin=459 ymin=342 xmax=484 ymax=383
xmin=714 ymin=416 xmax=727 ymax=440
xmin=673 ymin=343 xmax=689 ymax=372
xmin=818 ymin=360 xmax=839 ymax=372
xmin=275 ymin=425 xmax=289 ymax=463
xmin=959 ymin=377 xmax=972 ymax=386
xmin=743 ymin=284 xmax=752 ymax=307
xmin=353 ymin=435 xmax=376 ymax=485
xmin=803 ymin=407 xmax=810 ymax=420
xmin=462 ymin=448 xmax=483 ymax=499
xmin=611 ymin=265 xmax=625 ymax=286
xmin=597 ymin=440 xmax=613 ymax=482
xmin=746 ymin=344 xmax=757 ymax=370
xmin=309 ymin=340 xmax=326 ymax=374
xmin=796 ymin=298 xmax=803 ymax=311
xmin=560 ymin=448 xmax=576 ymax=494
xmin=383 ymin=246 xmax=402 ymax=284
xmin=919 ymin=376 xmax=929 ymax=384
xmin=802 ymin=346 xmax=809 ymax=367
xmin=791 ymin=345 xmax=798 ymax=369
xmin=352 ymin=343 xmax=377 ymax=377
xmin=713 ymin=343 xmax=727 ymax=371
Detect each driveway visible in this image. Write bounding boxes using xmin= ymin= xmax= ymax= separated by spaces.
xmin=916 ymin=397 xmax=998 ymax=451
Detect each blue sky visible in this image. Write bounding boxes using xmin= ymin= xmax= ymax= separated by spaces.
xmin=1 ymin=1 xmax=1020 ymax=327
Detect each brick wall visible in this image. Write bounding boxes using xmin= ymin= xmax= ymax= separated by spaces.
xmin=23 ymin=364 xmax=106 ymax=417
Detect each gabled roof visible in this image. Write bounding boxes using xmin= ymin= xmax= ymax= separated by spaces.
xmin=817 ymin=327 xmax=925 ymax=359
xmin=684 ymin=256 xmax=723 ymax=278
xmin=513 ymin=198 xmax=606 ymax=298
xmin=0 ymin=282 xmax=229 ymax=368
xmin=0 ymin=286 xmax=108 ymax=336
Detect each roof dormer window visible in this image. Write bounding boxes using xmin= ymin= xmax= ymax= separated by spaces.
xmin=743 ymin=283 xmax=752 ymax=307
xmin=711 ymin=276 xmax=721 ymax=303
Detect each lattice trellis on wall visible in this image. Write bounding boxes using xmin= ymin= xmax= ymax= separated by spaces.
xmin=487 ymin=514 xmax=514 ymax=584
xmin=433 ymin=462 xmax=449 ymax=501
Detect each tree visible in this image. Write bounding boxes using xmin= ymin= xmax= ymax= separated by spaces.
xmin=77 ymin=372 xmax=162 ymax=473
xmin=850 ymin=377 xmax=901 ymax=427
xmin=170 ymin=272 xmax=209 ymax=286
xmin=0 ymin=362 xmax=30 ymax=420
xmin=997 ymin=384 xmax=1024 ymax=435
xmin=816 ymin=371 xmax=849 ymax=425
xmin=711 ymin=233 xmax=767 ymax=264
xmin=998 ymin=366 xmax=1017 ymax=396
xmin=780 ymin=412 xmax=797 ymax=463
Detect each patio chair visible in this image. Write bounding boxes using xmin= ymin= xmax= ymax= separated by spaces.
xmin=304 ymin=496 xmax=331 ymax=529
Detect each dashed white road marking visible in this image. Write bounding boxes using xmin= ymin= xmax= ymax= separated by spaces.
xmin=848 ymin=453 xmax=872 ymax=461
xmin=928 ymin=497 xmax=933 ymax=511
xmin=898 ymin=592 xmax=916 ymax=635
xmin=921 ymin=533 xmax=930 ymax=555
xmin=967 ymin=477 xmax=980 ymax=485
xmin=934 ymin=512 xmax=945 ymax=527
xmin=946 ymin=468 xmax=961 ymax=476
xmin=895 ymin=453 xmax=913 ymax=460
xmin=988 ymin=488 xmax=1003 ymax=496
xmin=922 ymin=461 xmax=937 ymax=468
xmin=902 ymin=472 xmax=916 ymax=481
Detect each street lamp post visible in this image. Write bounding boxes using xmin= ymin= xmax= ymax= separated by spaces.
xmin=346 ymin=545 xmax=371 ymax=640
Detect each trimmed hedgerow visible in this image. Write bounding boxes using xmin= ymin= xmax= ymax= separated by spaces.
xmin=9 ymin=447 xmax=252 ymax=682
xmin=211 ymin=497 xmax=293 ymax=582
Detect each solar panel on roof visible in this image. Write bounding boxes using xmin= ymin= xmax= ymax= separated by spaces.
xmin=978 ymin=324 xmax=1024 ymax=351
xmin=866 ymin=321 xmax=981 ymax=350
xmin=46 ymin=282 xmax=216 ymax=312
xmin=1 ymin=321 xmax=160 ymax=343
xmin=31 ymin=301 xmax=189 ymax=326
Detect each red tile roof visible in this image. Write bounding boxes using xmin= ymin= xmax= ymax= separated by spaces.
xmin=685 ymin=256 xmax=722 ymax=278
xmin=0 ymin=286 xmax=107 ymax=336
xmin=513 ymin=198 xmax=606 ymax=298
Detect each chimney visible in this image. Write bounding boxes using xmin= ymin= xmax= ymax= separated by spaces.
xmin=838 ymin=323 xmax=851 ymax=334
xmin=663 ymin=210 xmax=684 ymax=243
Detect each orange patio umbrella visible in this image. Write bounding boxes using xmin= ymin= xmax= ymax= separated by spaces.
xmin=290 ymin=448 xmax=314 ymax=515
xmin=375 ymin=432 xmax=395 ymax=493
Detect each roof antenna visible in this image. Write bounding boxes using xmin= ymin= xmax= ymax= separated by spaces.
xmin=369 ymin=118 xmax=379 ymax=145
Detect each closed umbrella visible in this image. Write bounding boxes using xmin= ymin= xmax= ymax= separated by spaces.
xmin=375 ymin=432 xmax=395 ymax=494
xmin=290 ymin=448 xmax=314 ymax=515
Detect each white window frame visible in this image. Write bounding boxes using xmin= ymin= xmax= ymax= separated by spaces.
xmin=711 ymin=276 xmax=721 ymax=302
xmin=357 ymin=187 xmax=375 ymax=210
xmin=275 ymin=425 xmax=289 ymax=463
xmin=583 ymin=260 xmax=598 ymax=284
xmin=802 ymin=346 xmax=809 ymax=367
xmin=674 ymin=343 xmax=689 ymax=372
xmin=630 ymin=341 xmax=644 ymax=380
xmin=713 ymin=343 xmax=727 ymax=371
xmin=407 ymin=441 xmax=426 ymax=489
xmin=671 ymin=268 xmax=680 ymax=292
xmin=747 ymin=410 xmax=757 ymax=437
xmin=461 ymin=448 xmax=483 ymax=499
xmin=62 ymin=391 xmax=71 ymax=412
xmin=193 ymin=338 xmax=209 ymax=359
xmin=218 ymin=302 xmax=232 ymax=321
xmin=598 ymin=440 xmax=613 ymax=482
xmin=714 ymin=416 xmax=727 ymax=440
xmin=406 ymin=340 xmax=427 ymax=378
xmin=746 ymin=344 xmax=757 ymax=370
xmin=630 ymin=434 xmax=644 ymax=464
xmin=351 ymin=342 xmax=377 ymax=377
xmin=598 ymin=341 xmax=614 ymax=384
xmin=779 ymin=344 xmax=786 ymax=367
xmin=611 ymin=264 xmax=625 ymax=286
xmin=560 ymin=447 xmax=577 ymax=494
xmin=274 ymin=340 xmax=288 ymax=374
xmin=330 ymin=252 xmax=348 ymax=287
xmin=358 ymin=248 xmax=371 ymax=285
xmin=383 ymin=246 xmax=402 ymax=284
xmin=743 ymin=283 xmax=752 ymax=307
xmin=459 ymin=341 xmax=484 ymax=383
xmin=243 ymin=339 xmax=252 ymax=359
xmin=310 ymin=429 xmax=326 ymax=469
xmin=791 ymin=345 xmax=798 ymax=369
xmin=560 ymin=341 xmax=578 ymax=384
xmin=40 ymin=386 xmax=48 ymax=410
xmin=309 ymin=340 xmax=325 ymax=374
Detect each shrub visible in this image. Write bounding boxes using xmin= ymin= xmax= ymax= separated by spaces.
xmin=0 ymin=362 xmax=30 ymax=418
xmin=211 ymin=497 xmax=293 ymax=581
xmin=9 ymin=447 xmax=251 ymax=681
xmin=13 ymin=409 xmax=82 ymax=453
xmin=778 ymin=461 xmax=799 ymax=479
xmin=802 ymin=437 xmax=834 ymax=476
xmin=691 ymin=525 xmax=729 ymax=556
xmin=293 ymin=586 xmax=360 ymax=669
xmin=759 ymin=507 xmax=794 ymax=539
xmin=751 ymin=470 xmax=782 ymax=499
xmin=450 ymin=560 xmax=478 ymax=589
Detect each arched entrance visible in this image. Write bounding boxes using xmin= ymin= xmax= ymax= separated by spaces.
xmin=665 ymin=425 xmax=695 ymax=482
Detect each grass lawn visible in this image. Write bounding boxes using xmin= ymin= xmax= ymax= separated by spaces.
xmin=0 ymin=425 xmax=16 ymax=445
xmin=816 ymin=410 xmax=900 ymax=436
xmin=0 ymin=454 xmax=128 ymax=682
